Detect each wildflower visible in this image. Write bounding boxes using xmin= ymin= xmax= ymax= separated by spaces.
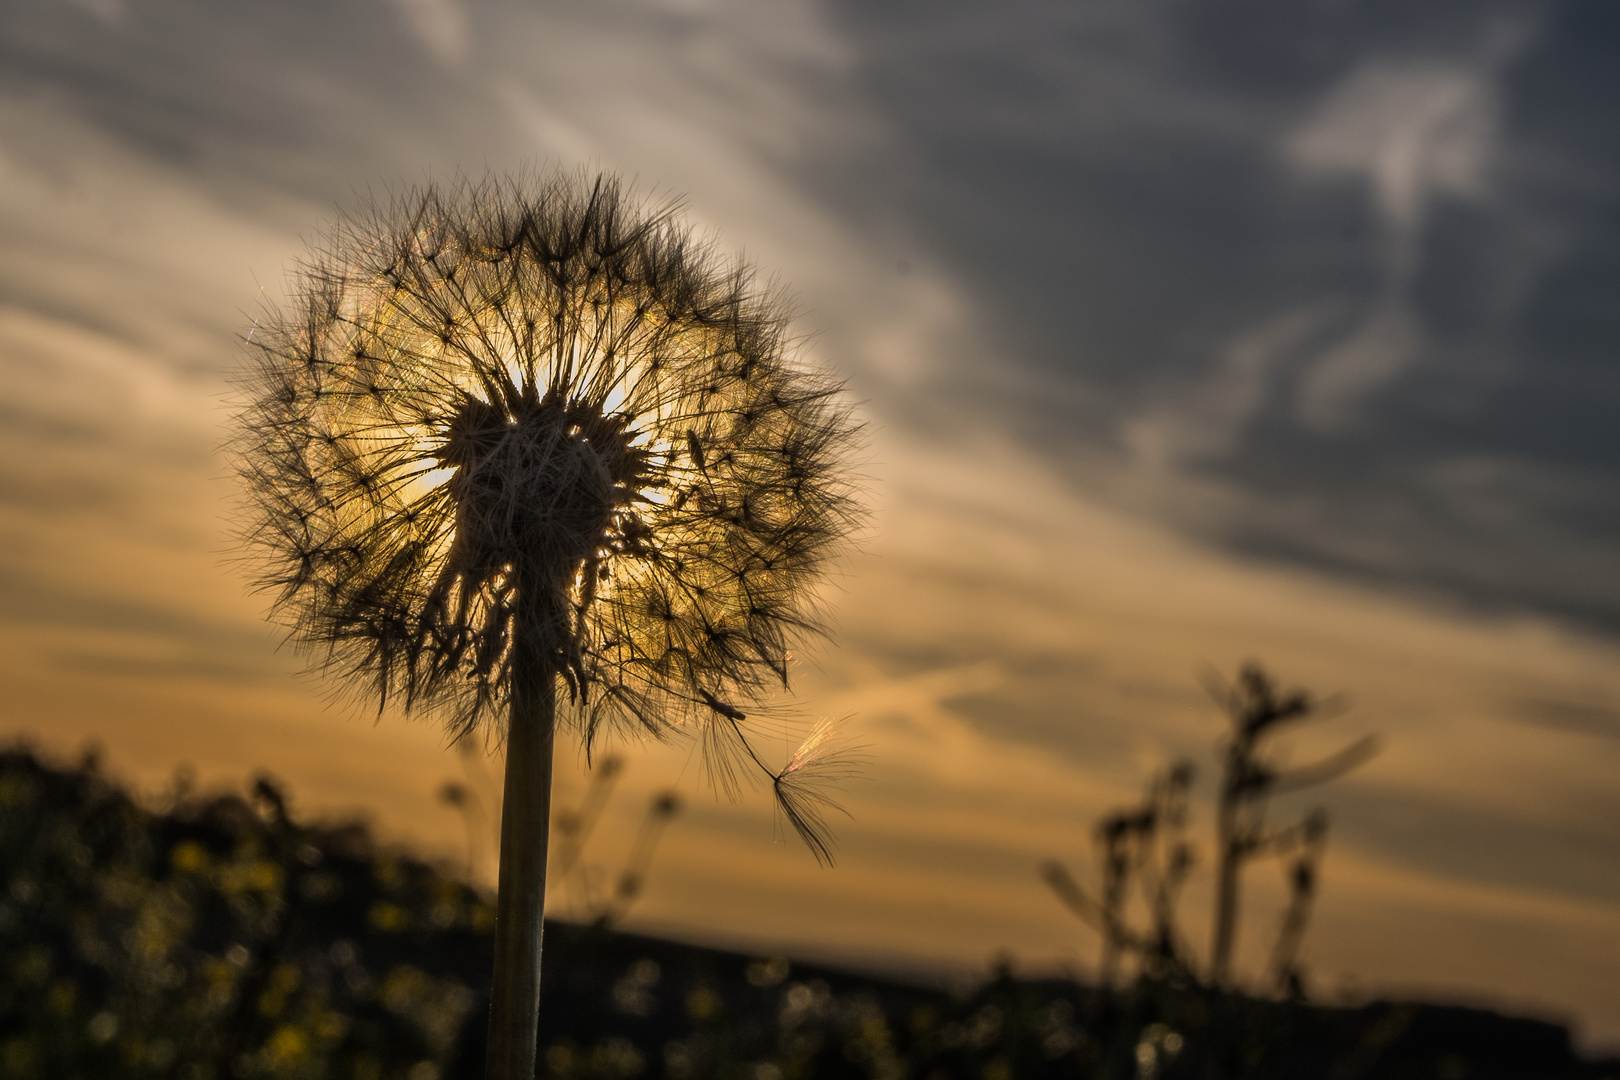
xmin=232 ymin=171 xmax=862 ymax=1080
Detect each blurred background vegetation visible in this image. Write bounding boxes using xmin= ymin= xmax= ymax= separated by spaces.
xmin=1 ymin=742 xmax=1614 ymax=1080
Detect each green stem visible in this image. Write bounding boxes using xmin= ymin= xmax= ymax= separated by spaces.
xmin=486 ymin=662 xmax=556 ymax=1080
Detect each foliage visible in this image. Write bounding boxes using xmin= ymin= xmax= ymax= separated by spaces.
xmin=0 ymin=745 xmax=483 ymax=1080
xmin=1 ymin=745 xmax=1612 ymax=1080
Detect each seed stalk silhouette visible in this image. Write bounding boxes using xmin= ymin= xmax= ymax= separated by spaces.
xmin=1205 ymin=664 xmax=1377 ymax=989
xmin=1043 ymin=663 xmax=1377 ymax=997
xmin=234 ymin=173 xmax=861 ymax=1080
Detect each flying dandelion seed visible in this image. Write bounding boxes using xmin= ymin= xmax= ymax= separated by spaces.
xmin=772 ymin=716 xmax=868 ymax=864
xmin=232 ymin=172 xmax=862 ymax=1080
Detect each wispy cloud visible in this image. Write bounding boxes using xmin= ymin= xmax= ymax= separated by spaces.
xmin=386 ymin=0 xmax=471 ymax=68
xmin=1285 ymin=30 xmax=1526 ymax=428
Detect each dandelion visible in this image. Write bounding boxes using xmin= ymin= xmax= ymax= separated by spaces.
xmin=232 ymin=172 xmax=862 ymax=1080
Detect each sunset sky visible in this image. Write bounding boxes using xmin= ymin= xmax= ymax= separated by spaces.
xmin=3 ymin=0 xmax=1620 ymax=1050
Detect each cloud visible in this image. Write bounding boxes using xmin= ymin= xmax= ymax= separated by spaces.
xmin=1288 ymin=60 xmax=1503 ymax=228
xmin=1294 ymin=304 xmax=1424 ymax=430
xmin=494 ymin=81 xmax=600 ymax=164
xmin=1284 ymin=43 xmax=1522 ymax=428
xmin=1122 ymin=302 xmax=1347 ymax=479
xmin=386 ymin=0 xmax=471 ymax=68
xmin=60 ymin=0 xmax=123 ymax=24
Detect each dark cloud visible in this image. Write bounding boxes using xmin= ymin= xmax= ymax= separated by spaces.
xmin=47 ymin=649 xmax=282 ymax=684
xmin=1511 ymin=696 xmax=1620 ymax=742
xmin=0 ymin=563 xmax=255 ymax=645
xmin=0 ymin=0 xmax=512 ymax=220
xmin=4 ymin=0 xmax=1617 ymax=662
xmin=1333 ymin=777 xmax=1620 ymax=910
xmin=817 ymin=0 xmax=1620 ymax=632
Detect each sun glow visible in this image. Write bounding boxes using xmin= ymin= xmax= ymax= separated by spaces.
xmin=234 ymin=174 xmax=862 ymax=801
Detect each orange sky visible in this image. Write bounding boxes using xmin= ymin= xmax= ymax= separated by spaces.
xmin=5 ymin=397 xmax=1619 ymax=1045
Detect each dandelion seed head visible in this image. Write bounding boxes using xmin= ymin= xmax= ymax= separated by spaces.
xmin=233 ymin=172 xmax=862 ymax=756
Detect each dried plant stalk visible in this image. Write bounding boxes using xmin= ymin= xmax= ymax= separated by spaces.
xmin=233 ymin=172 xmax=862 ymax=1080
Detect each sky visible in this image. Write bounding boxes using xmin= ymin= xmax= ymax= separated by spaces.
xmin=2 ymin=0 xmax=1620 ymax=1049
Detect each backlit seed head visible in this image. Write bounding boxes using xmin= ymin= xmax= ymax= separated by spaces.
xmin=232 ymin=173 xmax=862 ymax=832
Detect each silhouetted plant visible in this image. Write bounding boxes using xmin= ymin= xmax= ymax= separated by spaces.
xmin=1205 ymin=664 xmax=1377 ymax=991
xmin=1267 ymin=808 xmax=1327 ymax=1000
xmin=1043 ymin=765 xmax=1197 ymax=987
xmin=441 ymin=750 xmax=681 ymax=931
xmin=233 ymin=172 xmax=863 ymax=1080
xmin=551 ymin=756 xmax=626 ymax=888
xmin=540 ymin=754 xmax=682 ymax=929
xmin=437 ymin=778 xmax=485 ymax=883
xmin=1043 ymin=663 xmax=1376 ymax=997
xmin=588 ymin=789 xmax=682 ymax=932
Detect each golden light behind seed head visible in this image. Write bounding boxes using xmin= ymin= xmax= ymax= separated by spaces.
xmin=232 ymin=171 xmax=863 ymax=854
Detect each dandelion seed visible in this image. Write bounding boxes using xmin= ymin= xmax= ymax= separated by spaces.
xmin=772 ymin=716 xmax=867 ymax=866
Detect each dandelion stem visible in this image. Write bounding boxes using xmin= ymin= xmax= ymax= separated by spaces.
xmin=486 ymin=657 xmax=556 ymax=1080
